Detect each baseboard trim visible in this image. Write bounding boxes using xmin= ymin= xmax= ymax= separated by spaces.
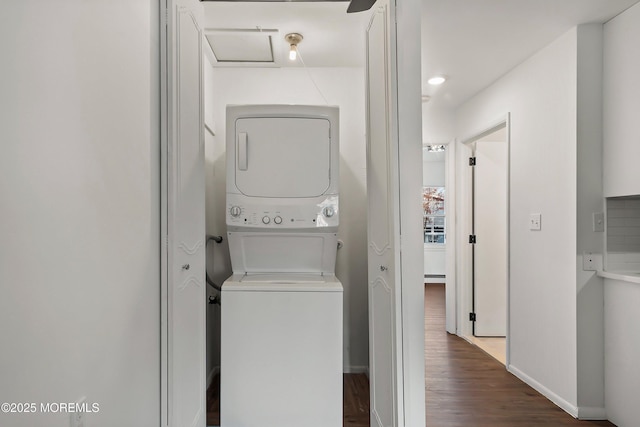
xmin=207 ymin=366 xmax=220 ymax=389
xmin=508 ymin=365 xmax=578 ymax=418
xmin=344 ymin=365 xmax=369 ymax=375
xmin=577 ymin=406 xmax=607 ymax=420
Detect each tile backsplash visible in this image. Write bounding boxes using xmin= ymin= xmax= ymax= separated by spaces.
xmin=607 ymin=196 xmax=640 ymax=253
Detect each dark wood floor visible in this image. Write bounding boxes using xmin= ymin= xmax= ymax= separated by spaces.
xmin=206 ymin=283 xmax=615 ymax=426
xmin=425 ymin=283 xmax=615 ymax=427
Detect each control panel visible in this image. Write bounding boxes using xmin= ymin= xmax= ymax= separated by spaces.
xmin=226 ymin=199 xmax=339 ymax=230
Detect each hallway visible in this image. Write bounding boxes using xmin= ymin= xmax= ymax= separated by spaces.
xmin=425 ymin=283 xmax=615 ymax=426
xmin=207 ymin=283 xmax=615 ymax=426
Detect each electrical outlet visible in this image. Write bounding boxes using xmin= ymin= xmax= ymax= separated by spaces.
xmin=582 ymin=252 xmax=602 ymax=271
xmin=70 ymin=397 xmax=85 ymax=427
xmin=529 ymin=213 xmax=541 ymax=231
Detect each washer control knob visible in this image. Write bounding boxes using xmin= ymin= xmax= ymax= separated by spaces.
xmin=229 ymin=206 xmax=241 ymax=217
xmin=323 ymin=206 xmax=335 ymax=218
xmin=274 ymin=216 xmax=283 ymax=225
xmin=262 ymin=216 xmax=271 ymax=224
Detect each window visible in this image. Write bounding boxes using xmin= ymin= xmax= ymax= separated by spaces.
xmin=423 ymin=186 xmax=445 ymax=244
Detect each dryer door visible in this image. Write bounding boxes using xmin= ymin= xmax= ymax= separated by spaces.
xmin=234 ymin=117 xmax=331 ymax=198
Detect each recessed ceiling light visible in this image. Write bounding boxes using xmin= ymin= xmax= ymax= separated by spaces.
xmin=428 ymin=76 xmax=446 ymax=85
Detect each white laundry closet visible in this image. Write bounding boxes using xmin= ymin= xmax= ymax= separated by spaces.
xmin=220 ymin=105 xmax=343 ymax=427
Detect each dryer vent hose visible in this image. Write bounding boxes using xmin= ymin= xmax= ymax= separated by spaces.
xmin=206 ymin=235 xmax=224 ymax=293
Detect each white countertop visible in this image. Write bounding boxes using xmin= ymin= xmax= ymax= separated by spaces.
xmin=597 ymin=270 xmax=640 ymax=284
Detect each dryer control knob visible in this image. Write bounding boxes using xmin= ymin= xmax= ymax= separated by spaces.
xmin=274 ymin=216 xmax=283 ymax=225
xmin=262 ymin=216 xmax=271 ymax=224
xmin=323 ymin=206 xmax=335 ymax=218
xmin=230 ymin=206 xmax=242 ymax=217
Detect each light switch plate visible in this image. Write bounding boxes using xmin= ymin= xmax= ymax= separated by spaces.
xmin=529 ymin=213 xmax=541 ymax=231
xmin=593 ymin=212 xmax=605 ymax=232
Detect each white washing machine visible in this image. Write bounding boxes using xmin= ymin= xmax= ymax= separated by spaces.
xmin=221 ymin=274 xmax=342 ymax=427
xmin=221 ymin=105 xmax=343 ymax=427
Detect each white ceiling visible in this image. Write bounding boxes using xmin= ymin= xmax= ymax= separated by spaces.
xmin=422 ymin=0 xmax=640 ymax=108
xmin=203 ymin=3 xmax=371 ymax=67
xmin=203 ymin=0 xmax=639 ymax=108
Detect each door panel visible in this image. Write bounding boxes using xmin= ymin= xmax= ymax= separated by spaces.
xmin=366 ymin=2 xmax=402 ymax=426
xmin=473 ymin=138 xmax=507 ymax=337
xmin=166 ymin=2 xmax=206 ymax=427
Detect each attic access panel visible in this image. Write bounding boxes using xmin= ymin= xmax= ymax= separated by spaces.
xmin=204 ymin=29 xmax=282 ymax=67
xmin=200 ymin=0 xmax=374 ymax=13
xmin=202 ymin=0 xmax=347 ymax=2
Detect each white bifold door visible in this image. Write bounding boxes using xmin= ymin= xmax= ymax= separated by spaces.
xmin=366 ymin=0 xmax=405 ymax=425
xmin=163 ymin=0 xmax=207 ymax=426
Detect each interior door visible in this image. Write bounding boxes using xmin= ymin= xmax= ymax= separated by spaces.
xmin=472 ymin=135 xmax=507 ymax=337
xmin=366 ymin=1 xmax=404 ymax=425
xmin=163 ymin=1 xmax=206 ymax=426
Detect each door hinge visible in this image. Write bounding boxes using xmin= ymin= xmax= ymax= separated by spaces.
xmin=469 ymin=157 xmax=476 ymax=166
xmin=468 ymin=234 xmax=476 ymax=244
xmin=469 ymin=312 xmax=476 ymax=321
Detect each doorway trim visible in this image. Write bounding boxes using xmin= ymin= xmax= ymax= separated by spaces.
xmin=158 ymin=0 xmax=426 ymax=424
xmin=443 ymin=139 xmax=456 ymax=334
xmin=456 ymin=113 xmax=511 ymax=366
xmin=160 ymin=1 xmax=169 ymax=424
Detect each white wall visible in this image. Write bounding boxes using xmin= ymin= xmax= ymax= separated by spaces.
xmin=423 ymin=247 xmax=446 ymax=277
xmin=602 ymin=4 xmax=640 ymax=425
xmin=456 ymin=28 xmax=580 ymax=412
xmin=455 ymin=24 xmax=607 ymax=416
xmin=575 ymin=24 xmax=605 ymax=416
xmin=0 ymin=1 xmax=160 ymax=426
xmin=422 ymin=101 xmax=455 ymax=145
xmin=205 ymin=67 xmax=369 ymax=372
xmin=422 ymin=151 xmax=445 ymax=186
xmin=603 ymin=2 xmax=640 ymax=198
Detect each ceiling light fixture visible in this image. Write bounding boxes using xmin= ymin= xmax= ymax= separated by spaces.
xmin=285 ymin=33 xmax=303 ymax=61
xmin=428 ymin=76 xmax=446 ymax=85
xmin=425 ymin=144 xmax=446 ymax=152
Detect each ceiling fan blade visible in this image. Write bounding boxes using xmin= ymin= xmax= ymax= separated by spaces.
xmin=347 ymin=0 xmax=376 ymax=13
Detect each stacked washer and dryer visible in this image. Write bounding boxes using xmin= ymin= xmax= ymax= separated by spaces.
xmin=221 ymin=105 xmax=343 ymax=427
